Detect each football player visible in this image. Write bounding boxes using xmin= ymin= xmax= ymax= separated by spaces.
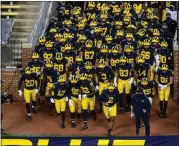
xmin=104 ymin=35 xmax=116 ymax=50
xmin=39 ymin=41 xmax=57 ymax=63
xmin=50 ymin=76 xmax=68 ymax=128
xmin=84 ymin=2 xmax=99 ymax=21
xmin=80 ymin=61 xmax=96 ymax=82
xmin=46 ymin=28 xmax=57 ymax=41
xmin=98 ymin=83 xmax=120 ymax=136
xmin=54 ymin=34 xmax=67 ymax=53
xmin=121 ymin=33 xmax=137 ymax=51
xmin=35 ymin=37 xmax=46 ymax=54
xmin=138 ymin=77 xmax=155 ymax=117
xmin=95 ymin=62 xmax=114 ymax=111
xmin=70 ymin=56 xmax=84 ymax=77
xmin=113 ymin=30 xmax=125 ymax=44
xmin=95 ymin=44 xmax=108 ymax=67
xmin=75 ymin=34 xmax=87 ymax=54
xmin=115 ymin=56 xmax=134 ymax=112
xmin=27 ymin=53 xmax=44 ymax=104
xmin=139 ymin=39 xmax=160 ymax=76
xmin=106 ymin=45 xmax=123 ymax=71
xmin=98 ymin=11 xmax=112 ymax=35
xmin=80 ymin=39 xmax=98 ymax=66
xmin=91 ymin=27 xmax=104 ymax=49
xmin=68 ymin=75 xmax=81 ymax=127
xmin=134 ymin=56 xmax=152 ymax=83
xmin=63 ymin=42 xmax=77 ymax=65
xmin=155 ymin=64 xmax=173 ymax=118
xmin=43 ymin=61 xmax=59 ymax=103
xmin=53 ymin=52 xmax=69 ymax=82
xmin=123 ymin=45 xmax=138 ymax=66
xmin=79 ymin=73 xmax=96 ymax=130
xmin=158 ymin=41 xmax=172 ymax=67
xmin=18 ymin=68 xmax=40 ymax=120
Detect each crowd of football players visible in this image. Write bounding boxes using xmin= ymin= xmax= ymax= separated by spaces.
xmin=18 ymin=2 xmax=175 ymax=131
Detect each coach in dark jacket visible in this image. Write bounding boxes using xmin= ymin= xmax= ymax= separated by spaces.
xmin=131 ymin=88 xmax=151 ymax=136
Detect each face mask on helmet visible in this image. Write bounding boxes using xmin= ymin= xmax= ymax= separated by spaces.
xmin=76 ymin=56 xmax=83 ymax=65
xmin=119 ymin=56 xmax=127 ymax=64
xmin=141 ymin=78 xmax=148 ymax=85
xmin=160 ymin=64 xmax=168 ymax=72
xmin=126 ymin=33 xmax=133 ymax=42
xmin=160 ymin=41 xmax=168 ymax=50
xmin=39 ymin=36 xmax=46 ymax=44
xmin=25 ymin=68 xmax=32 ymax=76
xmin=45 ymin=41 xmax=53 ymax=50
xmin=45 ymin=62 xmax=53 ymax=71
xmin=85 ymin=40 xmax=93 ymax=49
xmin=85 ymin=62 xmax=93 ymax=70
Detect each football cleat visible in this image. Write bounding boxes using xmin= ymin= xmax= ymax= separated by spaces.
xmin=136 ymin=129 xmax=139 ymax=136
xmin=27 ymin=115 xmax=32 ymax=121
xmin=71 ymin=122 xmax=76 ymax=128
xmin=159 ymin=111 xmax=165 ymax=118
xmin=119 ymin=108 xmax=124 ymax=114
xmin=82 ymin=124 xmax=88 ymax=130
xmin=107 ymin=131 xmax=112 ymax=136
xmin=61 ymin=122 xmax=66 ymax=129
xmin=56 ymin=113 xmax=60 ymax=116
xmin=141 ymin=121 xmax=144 ymax=127
xmin=32 ymin=107 xmax=36 ymax=113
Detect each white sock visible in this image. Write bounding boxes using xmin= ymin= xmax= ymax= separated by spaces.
xmin=28 ymin=113 xmax=31 ymax=116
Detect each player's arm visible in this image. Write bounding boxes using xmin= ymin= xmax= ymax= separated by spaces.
xmin=18 ymin=75 xmax=25 ymax=90
xmin=35 ymin=74 xmax=40 ymax=89
xmin=87 ymin=82 xmax=96 ymax=97
xmin=95 ymin=58 xmax=99 ymax=68
xmin=114 ymin=70 xmax=118 ymax=86
xmin=168 ymin=71 xmax=174 ymax=86
xmin=153 ymin=51 xmax=160 ymax=71
xmin=94 ymin=72 xmax=99 ymax=85
xmin=147 ymin=64 xmax=153 ymax=81
xmin=109 ymin=68 xmax=114 ymax=82
xmin=144 ymin=95 xmax=152 ymax=112
xmin=154 ymin=72 xmax=159 ymax=84
xmin=152 ymin=82 xmax=155 ymax=95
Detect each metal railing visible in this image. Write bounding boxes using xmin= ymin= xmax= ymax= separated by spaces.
xmin=1 ymin=39 xmax=22 ymax=69
xmin=28 ymin=1 xmax=58 ymax=48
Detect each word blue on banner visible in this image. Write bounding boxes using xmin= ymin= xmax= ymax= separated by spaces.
xmin=2 ymin=135 xmax=179 ymax=146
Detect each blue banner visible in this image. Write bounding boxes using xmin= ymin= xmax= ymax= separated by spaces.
xmin=2 ymin=136 xmax=179 ymax=146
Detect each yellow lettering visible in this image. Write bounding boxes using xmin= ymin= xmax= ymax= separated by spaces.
xmin=113 ymin=140 xmax=145 ymax=146
xmin=70 ymin=139 xmax=82 ymax=146
xmin=37 ymin=139 xmax=49 ymax=146
xmin=98 ymin=140 xmax=109 ymax=146
xmin=2 ymin=139 xmax=32 ymax=146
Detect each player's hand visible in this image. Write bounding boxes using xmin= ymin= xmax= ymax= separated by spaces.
xmin=128 ymin=78 xmax=134 ymax=85
xmin=65 ymin=97 xmax=68 ymax=102
xmin=69 ymin=99 xmax=73 ymax=106
xmin=103 ymin=102 xmax=109 ymax=106
xmin=95 ymin=85 xmax=99 ymax=91
xmin=68 ymin=74 xmax=72 ymax=80
xmin=82 ymin=94 xmax=87 ymax=98
xmin=154 ymin=66 xmax=159 ymax=72
xmin=143 ymin=109 xmax=146 ymax=113
xmin=50 ymin=98 xmax=55 ymax=103
xmin=104 ymin=80 xmax=108 ymax=84
xmin=37 ymin=72 xmax=41 ymax=76
xmin=158 ymin=83 xmax=166 ymax=89
xmin=35 ymin=89 xmax=39 ymax=94
xmin=18 ymin=90 xmax=23 ymax=97
xmin=78 ymin=94 xmax=82 ymax=100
